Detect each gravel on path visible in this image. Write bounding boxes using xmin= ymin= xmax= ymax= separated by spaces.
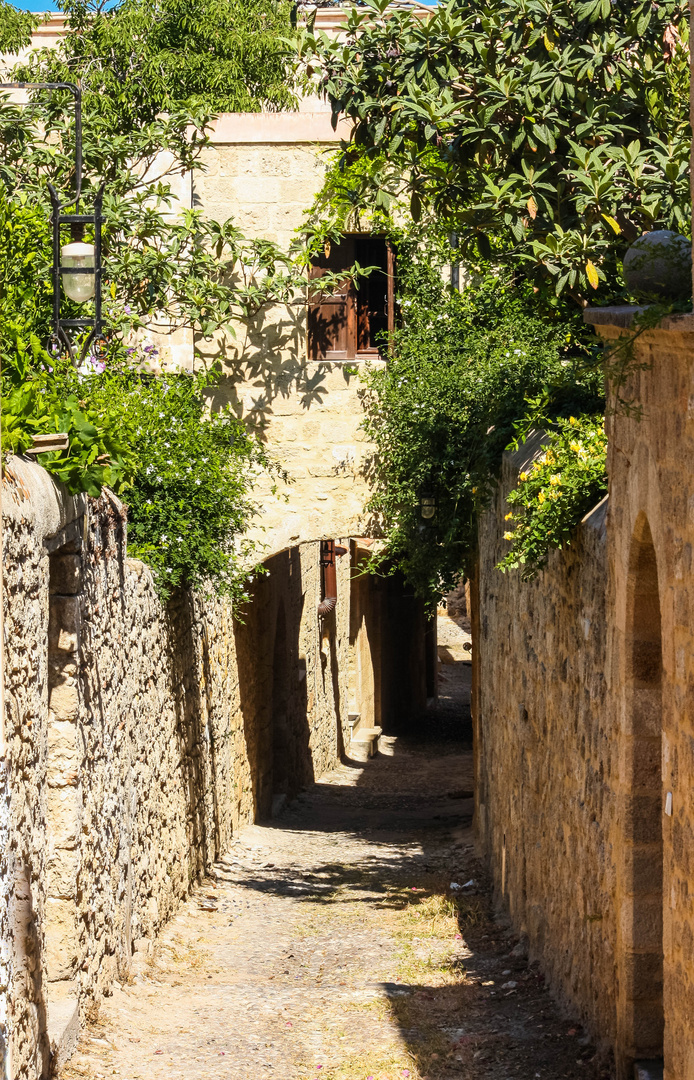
xmin=62 ymin=683 xmax=613 ymax=1080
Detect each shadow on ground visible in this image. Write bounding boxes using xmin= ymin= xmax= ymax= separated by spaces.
xmin=209 ymin=676 xmax=614 ymax=1080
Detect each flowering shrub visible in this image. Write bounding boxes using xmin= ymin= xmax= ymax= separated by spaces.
xmin=497 ymin=415 xmax=608 ymax=579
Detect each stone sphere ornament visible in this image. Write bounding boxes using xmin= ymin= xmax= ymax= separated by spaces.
xmin=622 ymin=230 xmax=692 ymax=299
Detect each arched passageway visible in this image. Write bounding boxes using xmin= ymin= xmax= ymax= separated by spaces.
xmin=617 ymin=516 xmax=664 ymax=1076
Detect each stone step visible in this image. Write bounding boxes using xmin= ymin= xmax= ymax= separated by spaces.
xmin=634 ymin=1061 xmax=664 ymax=1080
xmin=350 ymin=726 xmax=382 ymax=762
xmin=47 ymin=980 xmax=79 ymax=1073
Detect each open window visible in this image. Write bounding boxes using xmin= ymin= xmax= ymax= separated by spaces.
xmin=308 ymin=234 xmax=395 ymax=361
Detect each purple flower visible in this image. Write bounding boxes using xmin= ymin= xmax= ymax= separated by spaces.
xmin=124 ymin=304 xmax=132 ymax=315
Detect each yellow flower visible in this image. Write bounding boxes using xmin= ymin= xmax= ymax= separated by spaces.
xmin=505 ymin=512 xmax=514 ymax=520
xmin=538 ymin=491 xmax=546 ymax=504
xmin=503 ymin=531 xmax=514 ymax=541
xmin=545 ymin=450 xmax=555 ymax=463
xmin=569 ymin=415 xmax=577 ymax=425
xmin=549 ymin=474 xmax=561 ymax=486
xmin=569 ymin=441 xmax=581 ymax=454
xmin=519 ymin=471 xmax=528 ymax=481
xmin=471 ymin=487 xmax=477 ymax=494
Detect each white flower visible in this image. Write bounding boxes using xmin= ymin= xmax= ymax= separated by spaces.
xmin=195 ymin=479 xmax=201 ymax=485
xmin=161 ymin=534 xmax=168 ymax=543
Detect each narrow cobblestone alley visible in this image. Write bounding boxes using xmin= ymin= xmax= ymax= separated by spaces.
xmin=62 ymin=655 xmax=612 ymax=1080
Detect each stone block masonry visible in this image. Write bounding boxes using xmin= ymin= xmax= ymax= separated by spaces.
xmin=474 ymin=434 xmax=616 ymax=1051
xmin=477 ymin=314 xmax=694 ymax=1080
xmin=1 ymin=456 xmax=405 ymax=1080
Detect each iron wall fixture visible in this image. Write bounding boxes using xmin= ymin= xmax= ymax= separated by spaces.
xmin=48 ymin=180 xmax=105 ymax=362
xmin=318 ymin=540 xmax=347 ymax=616
xmin=0 ymin=82 xmax=105 ymax=362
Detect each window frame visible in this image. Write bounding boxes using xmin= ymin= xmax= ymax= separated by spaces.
xmin=307 ymin=234 xmax=396 ymax=363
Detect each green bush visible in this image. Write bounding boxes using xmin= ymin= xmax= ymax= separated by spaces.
xmin=498 ymin=415 xmax=608 ymax=579
xmin=83 ymin=366 xmax=276 ymax=599
xmin=360 ymin=245 xmax=603 ymax=601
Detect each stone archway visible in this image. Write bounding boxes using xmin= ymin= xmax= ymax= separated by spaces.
xmin=616 ymin=514 xmax=664 ymax=1077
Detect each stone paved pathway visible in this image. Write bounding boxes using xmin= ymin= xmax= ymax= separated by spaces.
xmin=62 ymin=710 xmax=614 ymax=1080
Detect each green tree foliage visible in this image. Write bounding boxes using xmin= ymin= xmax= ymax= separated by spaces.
xmin=1 ymin=0 xmax=308 ymax=595
xmin=0 ymin=1 xmax=36 ymax=55
xmin=299 ymin=0 xmax=690 ymax=303
xmin=360 ymin=239 xmax=603 ymax=600
xmin=19 ymin=0 xmax=296 ymax=134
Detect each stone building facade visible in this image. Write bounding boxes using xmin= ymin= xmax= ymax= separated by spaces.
xmin=475 ymin=314 xmax=694 ymax=1080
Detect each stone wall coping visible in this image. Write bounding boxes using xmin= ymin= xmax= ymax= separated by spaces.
xmin=2 ymin=456 xmax=87 ymax=543
xmin=581 ymin=493 xmax=608 ymax=537
xmin=207 ymin=111 xmax=352 ymax=145
xmin=506 ymin=428 xmax=547 ymax=474
xmin=584 ymin=305 xmax=694 ymax=332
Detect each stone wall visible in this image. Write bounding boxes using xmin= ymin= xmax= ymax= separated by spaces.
xmin=477 ymin=315 xmax=694 ymax=1080
xmin=194 ymin=119 xmax=381 ymax=556
xmin=588 ymin=312 xmax=694 ymax=1080
xmin=1 ymin=458 xmax=367 ymax=1080
xmin=474 ymin=434 xmax=616 ymax=1047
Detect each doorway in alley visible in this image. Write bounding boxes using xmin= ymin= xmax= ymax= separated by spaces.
xmin=618 ymin=516 xmax=664 ymax=1075
xmin=271 ymin=600 xmax=290 ymax=816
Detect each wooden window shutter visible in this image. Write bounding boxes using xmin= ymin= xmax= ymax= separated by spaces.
xmin=386 ymin=241 xmax=396 ymax=339
xmin=308 ymin=237 xmax=356 ymax=360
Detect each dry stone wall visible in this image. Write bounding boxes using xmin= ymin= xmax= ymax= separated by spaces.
xmin=475 ymin=434 xmax=617 ymax=1047
xmin=2 ymin=457 xmax=354 ymax=1080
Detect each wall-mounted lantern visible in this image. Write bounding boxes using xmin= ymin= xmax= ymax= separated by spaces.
xmin=419 ymin=485 xmax=437 ymax=521
xmin=48 ymin=179 xmax=104 ymax=361
xmin=0 ymin=81 xmax=104 ymax=362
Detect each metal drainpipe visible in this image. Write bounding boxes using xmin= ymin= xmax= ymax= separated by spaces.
xmin=318 ymin=540 xmax=347 ymax=615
